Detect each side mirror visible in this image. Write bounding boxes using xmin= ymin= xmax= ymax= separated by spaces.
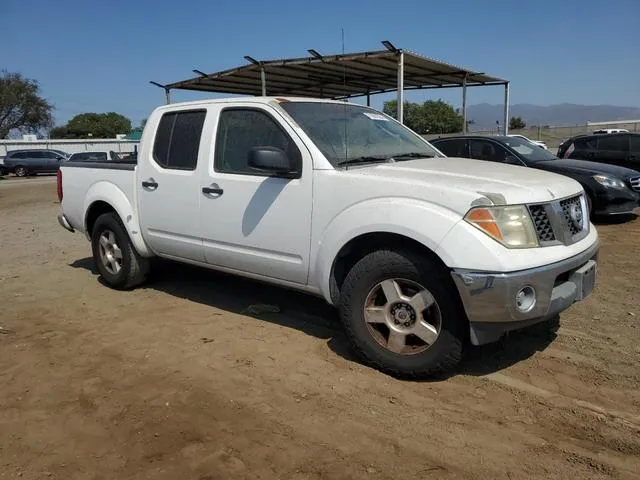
xmin=248 ymin=146 xmax=296 ymax=177
xmin=504 ymin=154 xmax=522 ymax=165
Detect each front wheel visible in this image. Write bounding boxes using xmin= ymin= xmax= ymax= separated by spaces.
xmin=91 ymin=212 xmax=149 ymax=290
xmin=339 ymin=249 xmax=466 ymax=378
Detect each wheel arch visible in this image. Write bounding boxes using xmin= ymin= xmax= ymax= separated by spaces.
xmin=83 ymin=182 xmax=152 ymax=257
xmin=328 ymin=231 xmax=454 ymax=305
xmin=313 ymin=199 xmax=461 ymax=305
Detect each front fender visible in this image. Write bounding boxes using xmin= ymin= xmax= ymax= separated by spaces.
xmin=312 ymin=197 xmax=462 ymax=303
xmin=84 ymin=181 xmax=152 ymax=257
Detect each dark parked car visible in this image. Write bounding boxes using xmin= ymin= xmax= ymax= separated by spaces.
xmin=557 ymin=132 xmax=640 ymax=171
xmin=431 ymin=135 xmax=640 ymax=217
xmin=2 ymin=149 xmax=69 ymax=177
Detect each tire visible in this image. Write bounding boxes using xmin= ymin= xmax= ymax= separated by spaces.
xmin=339 ymin=249 xmax=466 ymax=378
xmin=91 ymin=212 xmax=149 ymax=290
xmin=14 ymin=166 xmax=27 ymax=177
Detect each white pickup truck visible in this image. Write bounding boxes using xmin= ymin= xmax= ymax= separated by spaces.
xmin=57 ymin=97 xmax=599 ymax=377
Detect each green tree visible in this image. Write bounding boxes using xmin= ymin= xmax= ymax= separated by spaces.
xmin=509 ymin=116 xmax=526 ymax=130
xmin=51 ymin=112 xmax=132 ymax=139
xmin=383 ymin=99 xmax=463 ymax=134
xmin=0 ymin=70 xmax=53 ymax=139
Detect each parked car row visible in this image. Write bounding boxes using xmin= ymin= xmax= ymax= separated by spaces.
xmin=0 ymin=149 xmax=133 ymax=177
xmin=431 ymin=133 xmax=640 ymax=219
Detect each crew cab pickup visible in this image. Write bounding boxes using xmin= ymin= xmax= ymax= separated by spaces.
xmin=57 ymin=97 xmax=599 ymax=377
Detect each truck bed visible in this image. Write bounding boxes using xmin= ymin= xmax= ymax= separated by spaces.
xmin=60 ymin=161 xmax=137 ymax=234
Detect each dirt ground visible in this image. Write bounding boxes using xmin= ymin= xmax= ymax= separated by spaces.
xmin=1 ymin=177 xmax=639 ymax=480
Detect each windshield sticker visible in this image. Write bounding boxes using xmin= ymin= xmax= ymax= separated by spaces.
xmin=363 ymin=112 xmax=389 ymax=121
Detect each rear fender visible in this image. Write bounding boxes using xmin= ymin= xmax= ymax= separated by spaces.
xmin=84 ymin=181 xmax=152 ymax=257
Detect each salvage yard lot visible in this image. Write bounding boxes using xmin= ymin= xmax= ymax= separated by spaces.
xmin=1 ymin=178 xmax=639 ymax=480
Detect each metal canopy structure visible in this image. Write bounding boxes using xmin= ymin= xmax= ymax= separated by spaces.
xmin=151 ymin=41 xmax=511 ymax=134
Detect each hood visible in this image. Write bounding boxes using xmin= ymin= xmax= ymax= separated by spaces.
xmin=536 ymin=158 xmax=640 ymax=179
xmin=346 ymin=157 xmax=583 ymax=206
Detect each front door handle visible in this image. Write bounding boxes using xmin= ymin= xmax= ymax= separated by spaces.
xmin=142 ymin=178 xmax=158 ymax=190
xmin=202 ymin=186 xmax=224 ymax=196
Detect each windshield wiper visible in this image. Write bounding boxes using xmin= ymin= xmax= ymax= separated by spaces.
xmin=336 ymin=152 xmax=435 ymax=167
xmin=390 ymin=152 xmax=435 ymax=161
xmin=336 ymin=156 xmax=392 ymax=167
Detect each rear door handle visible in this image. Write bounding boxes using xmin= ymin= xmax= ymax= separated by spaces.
xmin=142 ymin=178 xmax=158 ymax=190
xmin=202 ymin=186 xmax=223 ymax=196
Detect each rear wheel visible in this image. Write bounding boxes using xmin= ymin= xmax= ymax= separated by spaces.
xmin=14 ymin=166 xmax=27 ymax=177
xmin=91 ymin=212 xmax=149 ymax=290
xmin=339 ymin=249 xmax=466 ymax=378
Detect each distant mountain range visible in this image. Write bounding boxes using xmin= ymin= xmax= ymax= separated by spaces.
xmin=466 ymin=103 xmax=640 ymax=130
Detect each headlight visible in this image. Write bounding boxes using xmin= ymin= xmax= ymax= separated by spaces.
xmin=465 ymin=205 xmax=538 ymax=248
xmin=593 ymin=175 xmax=625 ymax=189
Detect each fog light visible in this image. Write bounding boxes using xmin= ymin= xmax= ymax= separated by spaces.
xmin=515 ymin=286 xmax=536 ymax=313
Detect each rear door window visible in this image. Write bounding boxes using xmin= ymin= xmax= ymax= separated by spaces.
xmin=153 ymin=110 xmax=206 ymax=170
xmin=433 ymin=139 xmax=467 ymax=157
xmin=597 ymin=134 xmax=628 ymax=153
xmin=469 ymin=139 xmax=509 ymax=163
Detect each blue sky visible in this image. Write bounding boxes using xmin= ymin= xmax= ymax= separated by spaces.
xmin=3 ymin=0 xmax=639 ymax=126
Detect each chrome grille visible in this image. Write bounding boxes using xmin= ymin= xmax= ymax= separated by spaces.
xmin=630 ymin=176 xmax=640 ymax=192
xmin=528 ymin=205 xmax=555 ymax=242
xmin=527 ymin=194 xmax=587 ymax=246
xmin=560 ymin=195 xmax=583 ymax=236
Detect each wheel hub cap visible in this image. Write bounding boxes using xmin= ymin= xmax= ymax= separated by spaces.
xmin=98 ymin=229 xmax=123 ymax=275
xmin=390 ymin=303 xmax=416 ymax=328
xmin=363 ymin=278 xmax=441 ymax=356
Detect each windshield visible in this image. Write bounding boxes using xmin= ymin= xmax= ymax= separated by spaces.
xmin=501 ymin=136 xmax=557 ymax=162
xmin=280 ymin=102 xmax=441 ymax=166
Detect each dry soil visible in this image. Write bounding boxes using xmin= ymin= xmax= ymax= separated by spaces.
xmin=1 ymin=177 xmax=639 ymax=479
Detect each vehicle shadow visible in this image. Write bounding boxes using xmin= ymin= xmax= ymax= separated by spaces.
xmin=455 ymin=318 xmax=558 ymax=378
xmin=70 ymin=257 xmax=558 ymax=379
xmin=592 ymin=212 xmax=638 ymax=225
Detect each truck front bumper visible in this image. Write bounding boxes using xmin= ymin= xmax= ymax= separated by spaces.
xmin=451 ymin=241 xmax=599 ymax=345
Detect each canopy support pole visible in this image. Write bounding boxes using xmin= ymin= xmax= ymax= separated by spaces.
xmin=397 ymin=51 xmax=404 ymax=123
xmin=165 ymin=88 xmax=171 ymax=104
xmin=366 ymin=88 xmax=371 ymax=107
xmin=260 ymin=66 xmax=266 ymax=96
xmin=462 ymin=74 xmax=468 ymax=134
xmin=503 ymin=82 xmax=510 ymax=135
